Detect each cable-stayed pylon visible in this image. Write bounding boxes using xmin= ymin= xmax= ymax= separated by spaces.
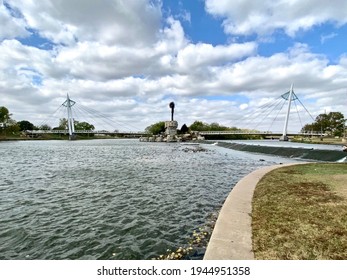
xmin=228 ymin=85 xmax=315 ymax=138
xmin=62 ymin=94 xmax=76 ymax=140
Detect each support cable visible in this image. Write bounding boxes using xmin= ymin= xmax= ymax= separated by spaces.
xmin=243 ymin=98 xmax=284 ymax=128
xmin=252 ymin=98 xmax=286 ymax=131
xmin=297 ymin=98 xmax=315 ymax=122
xmin=74 ymin=104 xmax=116 ymax=131
xmin=74 ymin=103 xmax=142 ymax=132
xmin=293 ymin=99 xmax=304 ymax=132
xmin=233 ymin=96 xmax=283 ymax=129
xmin=267 ymin=99 xmax=287 ymax=132
xmin=37 ymin=104 xmax=65 ymax=129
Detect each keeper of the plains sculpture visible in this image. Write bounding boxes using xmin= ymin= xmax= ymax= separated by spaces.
xmin=165 ymin=102 xmax=178 ymax=142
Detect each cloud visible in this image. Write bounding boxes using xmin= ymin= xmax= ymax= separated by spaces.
xmin=0 ymin=40 xmax=52 ymax=100
xmin=49 ymin=16 xmax=189 ymax=81
xmin=320 ymin=32 xmax=338 ymax=44
xmin=205 ymin=0 xmax=347 ymax=37
xmin=239 ymin=103 xmax=248 ymax=110
xmin=175 ymin=42 xmax=257 ymax=72
xmin=6 ymin=0 xmax=162 ymax=46
xmin=179 ymin=10 xmax=191 ymax=24
xmin=0 ymin=2 xmax=28 ymax=40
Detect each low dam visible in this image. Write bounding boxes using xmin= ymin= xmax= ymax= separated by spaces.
xmin=210 ymin=141 xmax=346 ymax=162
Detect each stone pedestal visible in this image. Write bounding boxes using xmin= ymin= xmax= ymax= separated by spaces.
xmin=165 ymin=121 xmax=178 ymax=142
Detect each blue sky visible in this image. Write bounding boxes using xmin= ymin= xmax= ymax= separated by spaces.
xmin=1 ymin=0 xmax=347 ymax=132
xmin=164 ymin=0 xmax=347 ymax=61
xmin=18 ymin=29 xmax=56 ymax=51
xmin=163 ymin=0 xmax=227 ymax=45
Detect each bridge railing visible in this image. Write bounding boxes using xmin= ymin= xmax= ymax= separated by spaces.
xmin=198 ymin=130 xmax=273 ymax=135
xmin=198 ymin=130 xmax=324 ymax=136
xmin=25 ymin=130 xmax=148 ymax=135
xmin=300 ymin=131 xmax=325 ymax=136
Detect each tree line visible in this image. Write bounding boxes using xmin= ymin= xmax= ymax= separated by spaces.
xmin=145 ymin=120 xmax=258 ymax=135
xmin=0 ymin=106 xmax=95 ymax=136
xmin=301 ymin=112 xmax=346 ymax=137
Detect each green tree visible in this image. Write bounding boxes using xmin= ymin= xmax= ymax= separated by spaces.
xmin=326 ymin=112 xmax=345 ymax=136
xmin=0 ymin=106 xmax=11 ymax=124
xmin=189 ymin=121 xmax=233 ymax=131
xmin=58 ymin=118 xmax=68 ymax=129
xmin=0 ymin=106 xmax=20 ymax=137
xmin=57 ymin=118 xmax=95 ymax=131
xmin=18 ymin=120 xmax=35 ymax=131
xmin=302 ymin=112 xmax=345 ymax=136
xmin=145 ymin=121 xmax=165 ymax=135
xmin=180 ymin=124 xmax=189 ymax=134
xmin=189 ymin=120 xmax=209 ymax=131
xmin=5 ymin=119 xmax=20 ymax=134
xmin=209 ymin=122 xmax=230 ymax=131
xmin=39 ymin=124 xmax=52 ymax=130
xmin=74 ymin=121 xmax=95 ymax=130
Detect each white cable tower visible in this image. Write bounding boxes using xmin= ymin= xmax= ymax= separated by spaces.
xmin=62 ymin=94 xmax=76 ymax=140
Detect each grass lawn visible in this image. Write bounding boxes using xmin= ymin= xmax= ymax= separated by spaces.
xmin=252 ymin=163 xmax=347 ymax=260
xmin=292 ymin=137 xmax=347 ymax=145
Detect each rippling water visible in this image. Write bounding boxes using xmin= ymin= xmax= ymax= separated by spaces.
xmin=0 ymin=139 xmax=297 ymax=260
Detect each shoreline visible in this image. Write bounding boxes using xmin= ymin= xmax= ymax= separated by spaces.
xmin=203 ymin=163 xmax=305 ymax=260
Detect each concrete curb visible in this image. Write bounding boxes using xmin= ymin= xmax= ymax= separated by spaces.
xmin=204 ymin=163 xmax=299 ymax=260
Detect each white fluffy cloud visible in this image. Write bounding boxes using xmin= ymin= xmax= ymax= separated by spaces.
xmin=205 ymin=0 xmax=347 ymax=36
xmin=175 ymin=42 xmax=257 ymax=72
xmin=0 ymin=1 xmax=28 ymax=40
xmin=6 ymin=0 xmax=162 ymax=46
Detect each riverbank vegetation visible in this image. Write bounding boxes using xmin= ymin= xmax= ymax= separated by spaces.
xmin=252 ymin=163 xmax=347 ymax=259
xmin=0 ymin=105 xmax=99 ymax=140
xmin=301 ymin=112 xmax=346 ymax=137
xmin=292 ymin=136 xmax=346 ymax=145
xmin=145 ymin=120 xmax=262 ymax=140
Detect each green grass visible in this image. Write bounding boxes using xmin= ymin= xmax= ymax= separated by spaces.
xmin=252 ymin=163 xmax=347 ymax=260
xmin=292 ymin=137 xmax=347 ymax=145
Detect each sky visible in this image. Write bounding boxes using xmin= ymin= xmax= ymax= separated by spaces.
xmin=1 ymin=0 xmax=347 ymax=132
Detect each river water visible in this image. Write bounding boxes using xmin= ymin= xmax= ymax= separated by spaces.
xmin=0 ymin=139 xmax=298 ymax=260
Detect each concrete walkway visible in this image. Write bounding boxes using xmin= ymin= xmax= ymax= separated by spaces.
xmin=204 ymin=163 xmax=297 ymax=260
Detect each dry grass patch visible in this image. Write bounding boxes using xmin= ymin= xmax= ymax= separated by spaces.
xmin=252 ymin=163 xmax=347 ymax=259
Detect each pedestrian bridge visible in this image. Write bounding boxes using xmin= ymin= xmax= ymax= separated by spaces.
xmin=198 ymin=131 xmax=323 ymax=137
xmin=25 ymin=130 xmax=149 ymax=137
xmin=35 ymin=85 xmax=318 ymax=141
xmin=26 ymin=129 xmax=322 ymax=139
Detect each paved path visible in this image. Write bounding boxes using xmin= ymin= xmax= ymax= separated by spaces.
xmin=204 ymin=163 xmax=298 ymax=260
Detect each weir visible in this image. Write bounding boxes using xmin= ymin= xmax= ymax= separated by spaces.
xmin=211 ymin=141 xmax=347 ymax=162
